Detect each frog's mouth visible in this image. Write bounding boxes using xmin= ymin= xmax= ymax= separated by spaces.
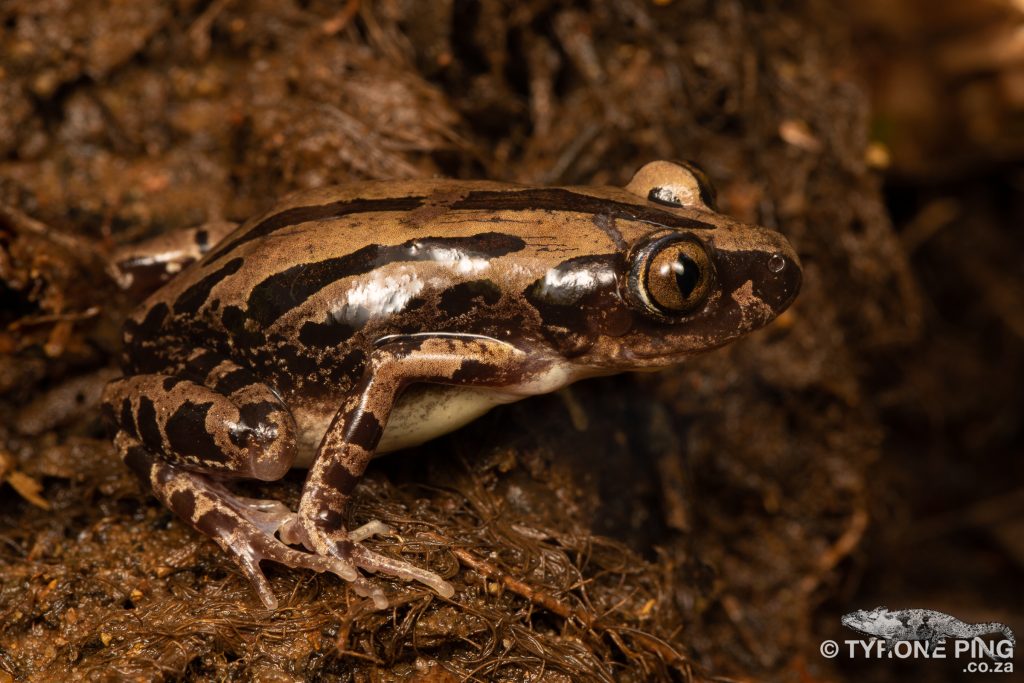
xmin=607 ymin=340 xmax=735 ymax=366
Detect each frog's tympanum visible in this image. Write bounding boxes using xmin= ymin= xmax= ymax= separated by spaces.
xmin=103 ymin=161 xmax=801 ymax=609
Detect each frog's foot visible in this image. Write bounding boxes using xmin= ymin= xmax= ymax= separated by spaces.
xmin=301 ymin=521 xmax=455 ymax=606
xmin=119 ymin=441 xmax=360 ymax=610
xmin=230 ymin=501 xmax=451 ymax=608
xmin=187 ymin=486 xmax=372 ymax=610
xmin=224 ymin=496 xmax=388 ymax=603
xmin=275 ymin=516 xmax=391 ymax=547
xmin=216 ymin=513 xmax=358 ymax=611
xmin=225 ymin=499 xmax=448 ymax=608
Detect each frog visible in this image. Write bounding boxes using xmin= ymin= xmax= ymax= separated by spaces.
xmin=102 ymin=160 xmax=802 ymax=610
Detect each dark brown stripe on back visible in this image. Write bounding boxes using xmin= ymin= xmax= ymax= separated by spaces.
xmin=173 ymin=257 xmax=244 ymax=315
xmin=451 ymin=188 xmax=718 ymax=231
xmin=213 ymin=368 xmax=253 ymax=395
xmin=206 ymin=187 xmax=714 ymax=266
xmin=246 ymin=232 xmax=526 ymax=327
xmin=205 ymin=196 xmax=426 ymax=263
xmin=439 ymin=279 xmax=503 ymax=317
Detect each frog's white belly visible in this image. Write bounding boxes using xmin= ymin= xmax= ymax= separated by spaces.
xmin=383 ymin=385 xmax=523 ymax=453
xmin=292 ymin=362 xmax=582 ymax=467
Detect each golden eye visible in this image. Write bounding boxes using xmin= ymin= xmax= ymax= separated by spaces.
xmin=627 ymin=234 xmax=715 ymax=318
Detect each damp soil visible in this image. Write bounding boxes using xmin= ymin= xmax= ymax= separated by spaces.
xmin=1 ymin=1 xmax=1021 ymax=681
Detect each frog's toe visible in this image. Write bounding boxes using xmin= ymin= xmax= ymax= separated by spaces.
xmin=203 ymin=497 xmax=363 ymax=607
xmin=348 ymin=541 xmax=455 ymax=599
xmin=229 ymin=529 xmax=349 ymax=610
xmin=349 ymin=576 xmax=389 ymax=609
xmin=258 ymin=531 xmax=362 ymax=591
xmin=347 ymin=519 xmax=393 ymax=542
xmin=302 ymin=521 xmax=454 ymax=603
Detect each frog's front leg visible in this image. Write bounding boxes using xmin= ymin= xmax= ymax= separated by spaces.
xmin=102 ymin=350 xmax=355 ymax=609
xmin=296 ymin=333 xmax=538 ymax=601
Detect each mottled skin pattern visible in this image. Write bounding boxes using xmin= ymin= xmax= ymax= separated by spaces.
xmin=103 ymin=161 xmax=802 ymax=609
xmin=842 ymin=607 xmax=1016 ymax=654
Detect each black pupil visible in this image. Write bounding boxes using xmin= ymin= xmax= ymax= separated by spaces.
xmin=674 ymin=254 xmax=701 ymax=299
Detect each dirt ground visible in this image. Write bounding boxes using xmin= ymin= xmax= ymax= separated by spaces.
xmin=0 ymin=1 xmax=1021 ymax=681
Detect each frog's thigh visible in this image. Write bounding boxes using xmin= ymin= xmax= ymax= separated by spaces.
xmin=102 ymin=354 xmax=297 ymax=481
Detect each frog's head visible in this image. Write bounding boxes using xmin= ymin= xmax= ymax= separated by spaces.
xmin=538 ymin=160 xmax=802 ymax=369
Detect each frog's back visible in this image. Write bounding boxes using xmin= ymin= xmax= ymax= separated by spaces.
xmin=199 ymin=178 xmax=522 ymax=268
xmin=122 ymin=178 xmax=636 ymax=397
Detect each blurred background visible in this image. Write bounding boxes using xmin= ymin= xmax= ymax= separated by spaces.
xmin=0 ymin=0 xmax=1021 ymax=680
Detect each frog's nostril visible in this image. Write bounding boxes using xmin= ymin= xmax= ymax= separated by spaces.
xmin=767 ymin=253 xmax=786 ymax=273
xmin=756 ymin=249 xmax=802 ymax=315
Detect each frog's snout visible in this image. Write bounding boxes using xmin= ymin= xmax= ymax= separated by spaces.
xmin=761 ymin=246 xmax=802 ymax=315
xmin=737 ymin=224 xmax=801 ymax=317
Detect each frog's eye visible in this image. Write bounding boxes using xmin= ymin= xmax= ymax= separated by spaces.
xmin=628 ymin=233 xmax=715 ymax=318
xmin=625 ymin=160 xmax=718 ymax=210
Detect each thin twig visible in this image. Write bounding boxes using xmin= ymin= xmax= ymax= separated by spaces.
xmin=323 ymin=0 xmax=361 ymax=36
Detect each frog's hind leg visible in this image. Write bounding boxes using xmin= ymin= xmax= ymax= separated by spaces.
xmin=112 ymin=433 xmax=358 ymax=610
xmin=102 ymin=349 xmax=339 ymax=608
xmin=102 ymin=350 xmax=297 ymax=481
